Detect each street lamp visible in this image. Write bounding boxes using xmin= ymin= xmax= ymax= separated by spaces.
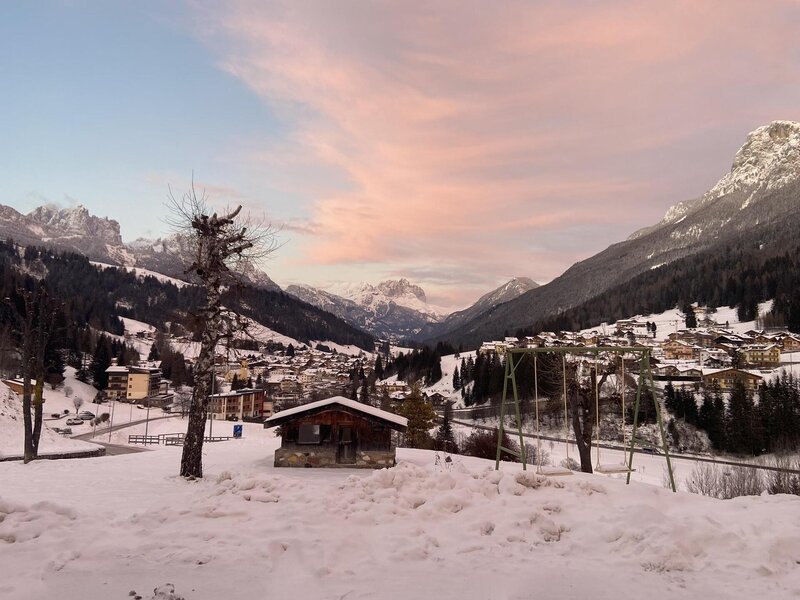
xmin=107 ymin=395 xmax=116 ymax=443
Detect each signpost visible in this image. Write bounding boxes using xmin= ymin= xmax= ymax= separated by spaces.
xmin=233 ymin=424 xmax=243 ymax=439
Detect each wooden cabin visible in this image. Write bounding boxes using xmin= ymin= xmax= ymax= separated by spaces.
xmin=264 ymin=396 xmax=408 ymax=469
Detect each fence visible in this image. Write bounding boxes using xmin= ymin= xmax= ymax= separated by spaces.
xmin=128 ymin=432 xmax=236 ymax=446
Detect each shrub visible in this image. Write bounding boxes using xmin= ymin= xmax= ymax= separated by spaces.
xmin=462 ymin=428 xmax=518 ymax=462
xmin=685 ymin=462 xmax=764 ymax=499
xmin=560 ymin=457 xmax=580 ymax=472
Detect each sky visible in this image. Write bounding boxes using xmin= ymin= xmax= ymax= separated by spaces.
xmin=2 ymin=1 xmax=800 ymax=310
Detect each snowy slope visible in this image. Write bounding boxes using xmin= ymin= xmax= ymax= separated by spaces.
xmin=2 ymin=429 xmax=800 ymax=599
xmin=581 ymin=300 xmax=775 ymax=342
xmin=0 ymin=379 xmax=100 ymax=459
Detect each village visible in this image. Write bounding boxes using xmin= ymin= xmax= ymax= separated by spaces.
xmin=41 ymin=303 xmax=793 ymax=440
xmin=478 ymin=309 xmax=800 ymax=395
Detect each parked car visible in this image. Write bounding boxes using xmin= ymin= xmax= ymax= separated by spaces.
xmin=66 ymin=418 xmax=84 ymax=425
xmin=52 ymin=427 xmax=72 ymax=435
xmin=78 ymin=411 xmax=95 ymax=420
xmin=50 ymin=413 xmax=62 ymax=419
xmin=640 ymin=447 xmax=661 ymax=455
xmin=136 ymin=404 xmax=146 ymax=409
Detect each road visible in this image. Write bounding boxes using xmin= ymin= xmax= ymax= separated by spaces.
xmin=450 ymin=418 xmax=800 ymax=475
xmin=73 ymin=414 xmax=176 ymax=455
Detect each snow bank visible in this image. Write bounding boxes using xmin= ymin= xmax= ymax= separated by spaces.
xmin=2 ymin=431 xmax=800 ymax=599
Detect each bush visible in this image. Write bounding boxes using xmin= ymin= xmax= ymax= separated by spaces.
xmin=524 ymin=442 xmax=550 ymax=467
xmin=765 ymin=455 xmax=800 ymax=495
xmin=462 ymin=428 xmax=518 ymax=462
xmin=560 ymin=457 xmax=580 ymax=472
xmin=685 ymin=462 xmax=765 ymax=499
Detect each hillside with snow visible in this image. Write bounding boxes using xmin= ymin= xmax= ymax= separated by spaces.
xmin=0 ymin=379 xmax=100 ymax=460
xmin=428 ymin=121 xmax=800 ymax=346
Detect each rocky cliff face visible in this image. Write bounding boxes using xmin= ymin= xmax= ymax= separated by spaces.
xmin=0 ymin=204 xmax=280 ymax=290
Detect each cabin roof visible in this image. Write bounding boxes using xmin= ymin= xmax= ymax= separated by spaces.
xmin=265 ymin=396 xmax=408 ymax=430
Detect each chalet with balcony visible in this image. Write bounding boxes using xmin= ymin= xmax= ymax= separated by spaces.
xmin=701 ymin=368 xmax=763 ymax=392
xmin=209 ymin=387 xmax=269 ymax=420
xmin=741 ymin=344 xmax=781 ymax=368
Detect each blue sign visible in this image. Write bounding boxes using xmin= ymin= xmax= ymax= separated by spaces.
xmin=233 ymin=424 xmax=243 ymax=439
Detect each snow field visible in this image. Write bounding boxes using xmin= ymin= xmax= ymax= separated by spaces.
xmin=2 ymin=428 xmax=800 ymax=599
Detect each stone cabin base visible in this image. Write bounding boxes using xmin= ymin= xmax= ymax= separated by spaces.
xmin=274 ymin=446 xmax=395 ymax=468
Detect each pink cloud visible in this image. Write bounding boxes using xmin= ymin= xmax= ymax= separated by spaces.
xmin=192 ymin=0 xmax=800 ymax=307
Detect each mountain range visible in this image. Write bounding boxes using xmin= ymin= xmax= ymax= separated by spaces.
xmin=425 ymin=120 xmax=800 ymax=346
xmin=0 ymin=202 xmax=539 ymax=342
xmin=3 ymin=120 xmax=797 ymax=349
xmin=0 ymin=204 xmax=280 ymax=290
xmin=286 ymin=277 xmax=538 ymax=340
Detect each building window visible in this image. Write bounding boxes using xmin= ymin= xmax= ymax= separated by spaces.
xmin=298 ymin=424 xmax=321 ymax=444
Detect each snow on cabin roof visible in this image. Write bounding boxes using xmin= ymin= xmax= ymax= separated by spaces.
xmin=106 ymin=366 xmax=129 ymax=373
xmin=265 ymin=396 xmax=408 ymax=429
xmin=701 ymin=368 xmax=764 ymax=378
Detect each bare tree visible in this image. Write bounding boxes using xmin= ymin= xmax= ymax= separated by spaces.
xmin=13 ymin=285 xmax=60 ymax=462
xmin=169 ymin=181 xmax=277 ymax=478
xmin=73 ymin=396 xmax=84 ymax=414
xmin=533 ymin=352 xmax=607 ymax=473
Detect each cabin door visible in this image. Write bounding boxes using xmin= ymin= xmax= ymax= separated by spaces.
xmin=337 ymin=426 xmax=356 ymax=464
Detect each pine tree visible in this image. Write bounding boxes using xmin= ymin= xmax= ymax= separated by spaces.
xmin=683 ymin=303 xmax=697 ymax=329
xmin=435 ymin=401 xmax=458 ymax=453
xmin=397 ymin=386 xmax=436 ymax=449
xmin=725 ymin=380 xmax=760 ymax=455
xmin=452 ymin=368 xmax=461 ymax=390
xmin=360 ymin=379 xmax=370 ymax=406
xmin=90 ymin=336 xmax=112 ymax=390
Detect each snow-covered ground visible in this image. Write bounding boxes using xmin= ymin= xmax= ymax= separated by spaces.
xmin=581 ymin=300 xmax=775 ymax=342
xmin=0 ymin=379 xmax=101 ymax=460
xmin=2 ymin=424 xmax=800 ymax=599
xmin=90 ymin=261 xmax=189 ymax=288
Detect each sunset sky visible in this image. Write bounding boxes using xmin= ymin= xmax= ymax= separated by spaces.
xmin=3 ymin=1 xmax=800 ymax=309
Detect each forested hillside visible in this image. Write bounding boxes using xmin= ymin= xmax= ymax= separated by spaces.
xmin=0 ymin=241 xmax=374 ymax=351
xmin=511 ymin=217 xmax=800 ymax=339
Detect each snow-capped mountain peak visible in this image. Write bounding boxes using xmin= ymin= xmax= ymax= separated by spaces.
xmin=328 ymin=279 xmax=444 ymax=317
xmin=27 ymin=204 xmax=123 ymax=245
xmin=705 ymin=120 xmax=800 ymax=202
xmin=288 ymin=279 xmax=443 ymax=340
xmin=629 ymin=120 xmax=800 ymax=241
xmin=376 ymin=278 xmax=427 ymax=303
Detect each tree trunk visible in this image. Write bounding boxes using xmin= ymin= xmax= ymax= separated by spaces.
xmin=31 ymin=306 xmax=48 ymax=459
xmin=32 ymin=377 xmax=44 ymax=457
xmin=22 ymin=377 xmax=34 ymax=463
xmin=21 ymin=295 xmax=36 ymax=464
xmin=180 ymin=281 xmax=221 ymax=478
xmin=569 ymin=387 xmax=594 ymax=473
